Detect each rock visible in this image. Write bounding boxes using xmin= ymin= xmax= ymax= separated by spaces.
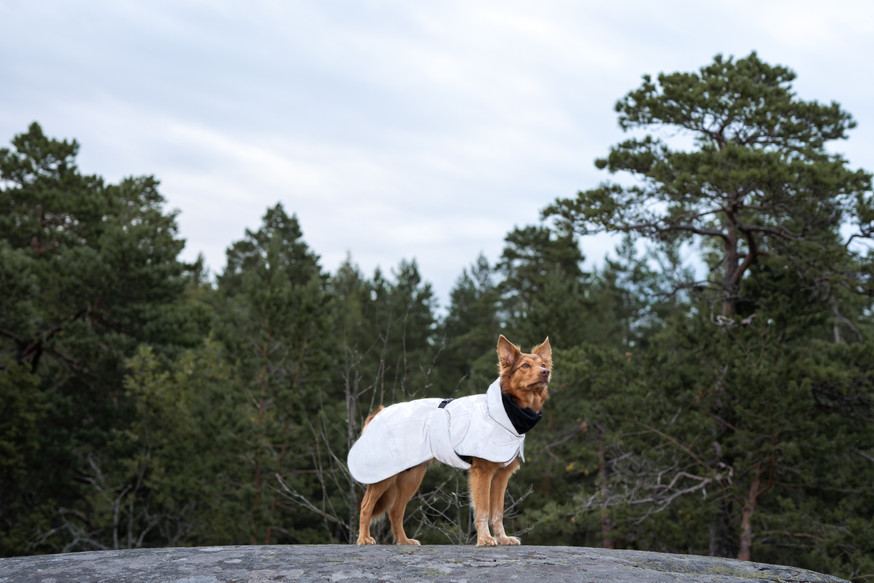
xmin=0 ymin=545 xmax=848 ymax=583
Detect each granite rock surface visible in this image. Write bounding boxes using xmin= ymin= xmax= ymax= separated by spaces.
xmin=0 ymin=545 xmax=849 ymax=583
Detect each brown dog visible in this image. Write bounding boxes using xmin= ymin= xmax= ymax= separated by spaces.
xmin=350 ymin=335 xmax=551 ymax=546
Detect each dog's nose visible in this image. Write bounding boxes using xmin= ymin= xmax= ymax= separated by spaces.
xmin=540 ymin=368 xmax=549 ymax=377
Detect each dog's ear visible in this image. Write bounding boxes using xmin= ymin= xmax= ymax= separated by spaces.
xmin=497 ymin=334 xmax=521 ymax=371
xmin=532 ymin=337 xmax=552 ymax=367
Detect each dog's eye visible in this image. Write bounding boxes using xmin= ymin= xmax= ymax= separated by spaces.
xmin=521 ymin=363 xmax=530 ymax=368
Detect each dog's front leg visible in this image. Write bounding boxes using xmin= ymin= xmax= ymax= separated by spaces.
xmin=490 ymin=458 xmax=521 ymax=545
xmin=469 ymin=458 xmax=499 ymax=546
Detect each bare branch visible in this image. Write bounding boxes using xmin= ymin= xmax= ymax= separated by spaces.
xmin=274 ymin=473 xmax=348 ymax=528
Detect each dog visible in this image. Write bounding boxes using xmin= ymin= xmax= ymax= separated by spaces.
xmin=347 ymin=335 xmax=551 ymax=546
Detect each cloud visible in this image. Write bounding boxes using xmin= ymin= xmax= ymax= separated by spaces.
xmin=2 ymin=0 xmax=873 ymax=307
xmin=744 ymin=0 xmax=874 ymax=49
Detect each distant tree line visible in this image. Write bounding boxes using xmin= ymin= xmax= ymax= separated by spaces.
xmin=1 ymin=53 xmax=872 ymax=581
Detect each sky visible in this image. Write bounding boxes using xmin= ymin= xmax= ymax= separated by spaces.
xmin=2 ymin=0 xmax=873 ymax=310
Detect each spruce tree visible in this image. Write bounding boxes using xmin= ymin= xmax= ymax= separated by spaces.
xmin=214 ymin=203 xmax=335 ymax=544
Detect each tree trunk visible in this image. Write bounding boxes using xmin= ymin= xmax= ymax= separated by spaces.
xmin=709 ymin=499 xmax=737 ymax=558
xmin=251 ymin=350 xmax=269 ymax=545
xmin=344 ymin=348 xmax=363 ymax=543
xmin=597 ymin=425 xmax=614 ymax=549
xmin=722 ymin=202 xmax=740 ymax=317
xmin=738 ymin=463 xmax=762 ymax=561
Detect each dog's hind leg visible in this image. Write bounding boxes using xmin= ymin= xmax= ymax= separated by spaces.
xmin=357 ymin=478 xmax=394 ymax=545
xmin=489 ymin=458 xmax=521 ymax=545
xmin=388 ymin=462 xmax=428 ymax=545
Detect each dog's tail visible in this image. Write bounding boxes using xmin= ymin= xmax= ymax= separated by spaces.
xmin=371 ymin=488 xmax=394 ymax=520
xmin=362 ymin=406 xmax=384 ymax=433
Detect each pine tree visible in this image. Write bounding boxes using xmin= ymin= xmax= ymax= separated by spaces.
xmin=541 ymin=53 xmax=874 ymax=569
xmin=0 ymin=123 xmax=209 ymax=554
xmin=544 ymin=52 xmax=873 ymax=317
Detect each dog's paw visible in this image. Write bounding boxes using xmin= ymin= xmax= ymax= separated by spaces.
xmin=476 ymin=535 xmax=498 ymax=547
xmin=357 ymin=536 xmax=376 ymax=545
xmin=497 ymin=535 xmax=521 ymax=545
xmin=397 ymin=538 xmax=421 ymax=546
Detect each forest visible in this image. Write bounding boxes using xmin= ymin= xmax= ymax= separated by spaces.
xmin=1 ymin=53 xmax=873 ymax=581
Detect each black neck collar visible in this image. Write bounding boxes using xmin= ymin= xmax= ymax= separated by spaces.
xmin=501 ymin=393 xmax=543 ymax=434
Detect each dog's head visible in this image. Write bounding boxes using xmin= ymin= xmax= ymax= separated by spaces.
xmin=497 ymin=334 xmax=551 ymax=413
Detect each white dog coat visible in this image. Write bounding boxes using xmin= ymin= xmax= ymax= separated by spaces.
xmin=347 ymin=379 xmax=531 ymax=485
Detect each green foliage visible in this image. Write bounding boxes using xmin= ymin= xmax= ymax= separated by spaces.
xmin=0 ymin=123 xmax=211 ymax=555
xmin=535 ymin=54 xmax=874 ymax=576
xmin=543 ymin=52 xmax=874 ymax=317
xmin=439 ymin=254 xmax=502 ymax=392
xmin=120 ymin=342 xmax=246 ymax=546
xmin=0 ymin=363 xmax=46 ymax=554
xmin=213 ymin=203 xmax=336 ymax=544
xmin=2 ymin=51 xmax=873 ymax=581
xmin=48 ymin=342 xmax=246 ymax=550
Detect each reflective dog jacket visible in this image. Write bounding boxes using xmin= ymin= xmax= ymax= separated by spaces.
xmin=347 ymin=379 xmax=526 ymax=485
